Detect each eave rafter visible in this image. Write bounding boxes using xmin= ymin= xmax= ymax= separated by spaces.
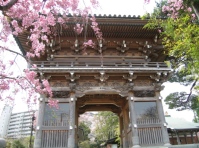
xmin=77 ymin=94 xmax=125 ymax=108
xmin=78 ymin=104 xmax=121 ymax=114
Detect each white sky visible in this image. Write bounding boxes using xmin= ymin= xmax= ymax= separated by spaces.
xmin=161 ymin=82 xmax=194 ymax=122
xmin=0 ymin=0 xmax=195 ymax=122
xmin=92 ymin=0 xmax=156 ymax=15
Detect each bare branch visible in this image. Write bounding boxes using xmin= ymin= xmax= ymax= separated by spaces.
xmin=0 ymin=0 xmax=18 ymax=11
xmin=192 ymin=3 xmax=199 ymax=20
xmin=0 ymin=74 xmax=39 ymax=91
xmin=0 ymin=46 xmax=27 ymax=60
xmin=0 ymin=75 xmax=16 ymax=80
xmin=177 ymin=79 xmax=198 ymax=106
xmin=186 ymin=79 xmax=198 ymax=102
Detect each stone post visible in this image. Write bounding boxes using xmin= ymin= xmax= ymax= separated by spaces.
xmin=67 ymin=94 xmax=76 ymax=148
xmin=128 ymin=92 xmax=140 ymax=148
xmin=34 ymin=95 xmax=45 ymax=148
xmin=156 ymin=91 xmax=171 ymax=146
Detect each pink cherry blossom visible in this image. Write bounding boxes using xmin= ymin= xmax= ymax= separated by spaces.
xmin=144 ymin=0 xmax=150 ymax=4
xmin=0 ymin=0 xmax=101 ymax=109
xmin=192 ymin=13 xmax=196 ymax=19
xmin=162 ymin=0 xmax=196 ymax=20
xmin=83 ymin=40 xmax=95 ymax=48
xmin=74 ymin=23 xmax=83 ymax=35
xmin=187 ymin=7 xmax=192 ymax=12
xmin=48 ymin=99 xmax=59 ymax=109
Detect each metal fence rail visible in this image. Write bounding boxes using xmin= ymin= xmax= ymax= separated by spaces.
xmin=31 ymin=61 xmax=170 ymax=69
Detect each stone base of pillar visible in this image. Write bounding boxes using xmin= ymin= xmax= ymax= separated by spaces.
xmin=164 ymin=143 xmax=171 ymax=146
xmin=132 ymin=145 xmax=141 ymax=147
xmin=132 ymin=136 xmax=140 ymax=146
xmin=33 ymin=139 xmax=41 ymax=148
xmin=68 ymin=134 xmax=75 ymax=148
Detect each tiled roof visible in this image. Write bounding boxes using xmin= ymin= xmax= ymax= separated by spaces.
xmin=67 ymin=13 xmax=142 ymax=19
xmin=15 ymin=15 xmax=159 ymax=55
xmin=166 ymin=116 xmax=199 ymax=131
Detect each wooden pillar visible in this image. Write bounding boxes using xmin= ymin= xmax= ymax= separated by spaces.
xmin=128 ymin=92 xmax=140 ymax=148
xmin=191 ymin=131 xmax=194 ymax=144
xmin=176 ymin=131 xmax=181 ymax=145
xmin=67 ymin=94 xmax=77 ymax=148
xmin=156 ymin=91 xmax=170 ymax=146
xmin=75 ymin=103 xmax=79 ymax=147
xmin=184 ymin=132 xmax=187 ymax=144
xmin=122 ymin=104 xmax=129 ymax=148
xmin=119 ymin=114 xmax=124 ymax=148
xmin=195 ymin=131 xmax=199 ymax=143
xmin=34 ymin=95 xmax=45 ymax=148
xmin=171 ymin=132 xmax=174 ymax=145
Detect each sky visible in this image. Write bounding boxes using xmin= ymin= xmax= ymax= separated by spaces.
xmin=161 ymin=82 xmax=194 ymax=122
xmin=92 ymin=0 xmax=157 ymax=15
xmin=0 ymin=0 xmax=195 ymax=122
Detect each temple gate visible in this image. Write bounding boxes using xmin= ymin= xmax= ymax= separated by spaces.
xmin=16 ymin=15 xmax=171 ymax=147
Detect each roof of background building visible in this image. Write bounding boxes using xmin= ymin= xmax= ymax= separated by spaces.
xmin=165 ymin=116 xmax=199 ymax=131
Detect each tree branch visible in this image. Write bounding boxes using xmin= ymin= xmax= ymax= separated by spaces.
xmin=186 ymin=79 xmax=198 ymax=102
xmin=0 ymin=46 xmax=27 ymax=60
xmin=192 ymin=3 xmax=199 ymax=20
xmin=0 ymin=0 xmax=18 ymax=11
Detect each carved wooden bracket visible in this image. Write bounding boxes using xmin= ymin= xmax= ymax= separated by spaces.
xmin=46 ymin=38 xmax=63 ymax=60
xmin=150 ymin=72 xmax=161 ymax=82
xmin=94 ymin=71 xmax=109 ymax=82
xmin=65 ymin=72 xmax=80 ymax=82
xmin=136 ymin=40 xmax=162 ymax=59
xmin=123 ymin=71 xmax=137 ymax=82
xmin=68 ymin=39 xmax=84 ymax=54
xmin=94 ymin=39 xmax=108 ymax=53
xmin=114 ymin=40 xmax=130 ymax=53
xmin=150 ymin=72 xmax=170 ymax=83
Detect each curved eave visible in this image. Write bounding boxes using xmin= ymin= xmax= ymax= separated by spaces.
xmin=168 ymin=127 xmax=199 ymax=132
xmin=13 ymin=35 xmax=26 ymax=56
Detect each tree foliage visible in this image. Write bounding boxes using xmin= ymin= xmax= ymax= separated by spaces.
xmin=79 ymin=121 xmax=91 ymax=141
xmin=12 ymin=140 xmax=25 ymax=148
xmin=144 ymin=0 xmax=199 ymax=122
xmin=5 ymin=137 xmax=34 ymax=148
xmin=79 ymin=140 xmax=90 ymax=148
xmin=20 ymin=136 xmax=35 ymax=148
xmin=93 ymin=111 xmax=119 ymax=144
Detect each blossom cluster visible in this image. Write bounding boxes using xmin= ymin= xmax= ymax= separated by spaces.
xmin=0 ymin=0 xmax=100 ymax=108
xmin=162 ymin=0 xmax=196 ymax=19
xmin=0 ymin=48 xmax=55 ymax=108
xmin=48 ymin=99 xmax=59 ymax=109
xmin=1 ymin=0 xmax=101 ymax=58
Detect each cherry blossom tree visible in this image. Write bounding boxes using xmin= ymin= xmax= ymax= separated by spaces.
xmin=0 ymin=0 xmax=101 ymax=109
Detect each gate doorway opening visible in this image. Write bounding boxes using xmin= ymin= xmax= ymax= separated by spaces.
xmin=78 ymin=111 xmax=119 ymax=148
xmin=76 ymin=93 xmax=129 ymax=148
